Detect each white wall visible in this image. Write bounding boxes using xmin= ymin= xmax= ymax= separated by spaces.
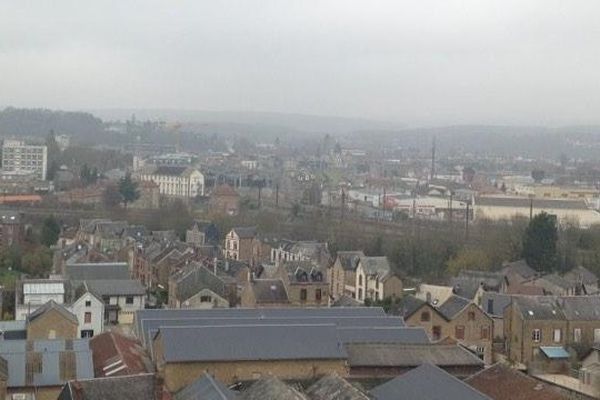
xmin=69 ymin=292 xmax=104 ymax=338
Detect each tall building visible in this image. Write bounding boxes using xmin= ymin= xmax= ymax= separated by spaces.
xmin=1 ymin=139 xmax=48 ymax=180
xmin=138 ymin=166 xmax=204 ymax=198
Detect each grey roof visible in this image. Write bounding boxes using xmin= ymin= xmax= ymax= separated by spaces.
xmin=0 ymin=339 xmax=93 ymax=388
xmin=360 ymin=256 xmax=392 ymax=279
xmin=337 ymin=327 xmax=429 ymax=345
xmin=232 ymin=226 xmax=257 ymax=239
xmin=0 ymin=320 xmax=27 ymax=340
xmin=394 ymin=295 xmax=427 ymax=319
xmin=172 ymin=262 xmax=227 ymax=302
xmin=241 ymin=377 xmax=307 ymax=400
xmin=58 ymin=373 xmax=159 ymax=400
xmin=157 ymin=324 xmax=346 ymax=362
xmin=475 ymin=196 xmax=589 ymax=210
xmin=560 ymin=296 xmax=600 ymax=320
xmin=501 ymin=259 xmax=537 ymax=279
xmin=480 ymin=292 xmax=511 ymax=317
xmin=85 ymin=279 xmax=146 ymax=297
xmin=174 ymin=373 xmax=238 ymax=400
xmin=332 ymin=295 xmax=363 ymax=307
xmin=66 ymin=262 xmax=129 ymax=280
xmin=371 ymin=363 xmax=491 ymax=400
xmin=27 ymin=299 xmax=79 ymax=325
xmin=513 ymin=296 xmax=565 ymax=320
xmin=437 ymin=295 xmax=472 ymax=320
xmin=539 ymin=273 xmax=577 ymax=291
xmin=336 ymin=251 xmax=365 ymax=271
xmin=306 ymin=373 xmax=369 ymax=400
xmin=141 ymin=316 xmax=404 ymax=347
xmin=346 ymin=343 xmax=485 ymax=368
xmin=251 ymin=279 xmax=289 ymax=304
xmin=135 ymin=307 xmax=385 ymax=344
xmin=563 ymin=266 xmax=598 ymax=285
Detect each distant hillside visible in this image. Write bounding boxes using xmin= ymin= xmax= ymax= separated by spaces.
xmin=0 ymin=107 xmax=105 ymax=139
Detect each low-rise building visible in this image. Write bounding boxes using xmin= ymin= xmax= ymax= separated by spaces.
xmin=26 ymin=300 xmax=79 ymax=340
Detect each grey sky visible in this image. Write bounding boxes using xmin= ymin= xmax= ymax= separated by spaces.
xmin=1 ymin=1 xmax=599 ymax=126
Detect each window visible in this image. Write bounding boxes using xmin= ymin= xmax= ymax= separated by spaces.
xmin=574 ymin=328 xmax=582 ymax=343
xmin=532 ymin=329 xmax=541 ymax=342
xmin=200 ymin=295 xmax=212 ymax=303
xmin=358 ymin=275 xmax=363 ymax=286
xmin=358 ymin=288 xmax=363 ymax=300
xmin=432 ymin=326 xmax=442 ymax=340
xmin=85 ymin=300 xmax=91 ymax=307
xmin=553 ymin=328 xmax=562 ymax=343
xmin=481 ymin=326 xmax=490 ymax=340
xmin=421 ymin=311 xmax=430 ymax=322
xmin=375 ymin=292 xmax=379 ymax=301
xmin=468 ymin=311 xmax=476 ymax=321
xmin=455 ymin=325 xmax=465 ymax=340
xmin=84 ymin=312 xmax=92 ymax=324
xmin=375 ymin=279 xmax=379 ymax=289
xmin=300 ymin=289 xmax=307 ymax=301
xmin=125 ymin=296 xmax=134 ymax=305
xmin=315 ymin=289 xmax=322 ymax=301
xmin=81 ymin=329 xmax=94 ymax=338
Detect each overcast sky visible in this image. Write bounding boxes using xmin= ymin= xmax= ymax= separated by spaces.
xmin=1 ymin=1 xmax=599 ymax=126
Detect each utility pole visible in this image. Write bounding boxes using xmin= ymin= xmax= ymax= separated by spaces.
xmin=430 ymin=136 xmax=436 ymax=181
xmin=465 ymin=203 xmax=469 ymax=240
xmin=275 ymin=183 xmax=279 ymax=208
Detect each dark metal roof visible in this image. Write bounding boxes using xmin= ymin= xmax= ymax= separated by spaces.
xmin=158 ymin=324 xmax=347 ymax=362
xmin=174 ymin=373 xmax=238 ymax=400
xmin=371 ymin=363 xmax=491 ymax=400
xmin=66 ymin=262 xmax=129 ymax=281
xmin=135 ymin=307 xmax=385 ymax=344
xmin=337 ymin=327 xmax=429 ymax=344
xmin=346 ymin=343 xmax=485 ymax=368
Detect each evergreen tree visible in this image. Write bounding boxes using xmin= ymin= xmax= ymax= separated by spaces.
xmin=41 ymin=215 xmax=61 ymax=246
xmin=118 ymin=173 xmax=140 ymax=208
xmin=522 ymin=212 xmax=558 ymax=272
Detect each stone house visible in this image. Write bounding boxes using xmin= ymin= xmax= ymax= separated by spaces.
xmin=354 ymin=256 xmax=402 ymax=302
xmin=240 ymin=278 xmax=290 ymax=307
xmin=168 ymin=261 xmax=232 ymax=308
xmin=276 ymin=261 xmax=329 ymax=306
xmin=328 ymin=251 xmax=364 ymax=300
xmin=26 ymin=300 xmax=79 ymax=340
xmin=399 ymin=295 xmax=494 ymax=364
xmin=271 ymin=240 xmax=331 ymax=269
xmin=85 ymin=280 xmax=146 ymax=324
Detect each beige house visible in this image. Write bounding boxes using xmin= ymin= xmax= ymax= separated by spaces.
xmin=223 ymin=226 xmax=257 ymax=262
xmin=276 ymin=261 xmax=329 ymax=306
xmin=26 ymin=300 xmax=78 ymax=340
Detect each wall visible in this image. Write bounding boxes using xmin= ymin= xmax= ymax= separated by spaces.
xmin=27 ymin=309 xmax=77 ymax=340
xmin=162 ymin=359 xmax=347 ymax=391
xmin=70 ymin=292 xmax=104 ymax=338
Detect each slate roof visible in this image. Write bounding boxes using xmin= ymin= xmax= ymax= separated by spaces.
xmin=174 ymin=373 xmax=238 ymax=400
xmin=66 ymin=262 xmax=129 ymax=280
xmin=27 ymin=299 xmax=79 ymax=325
xmin=465 ymin=363 xmax=570 ymax=400
xmin=394 ymin=295 xmax=427 ymax=319
xmin=172 ymin=262 xmax=227 ymax=302
xmin=305 ymin=373 xmax=369 ymax=400
xmin=232 ymin=226 xmax=257 ymax=239
xmin=0 ymin=339 xmax=93 ymax=388
xmin=437 ymin=295 xmax=472 ymax=320
xmin=241 ymin=377 xmax=307 ymax=400
xmin=336 ymin=251 xmax=365 ymax=271
xmin=371 ymin=363 xmax=491 ymax=400
xmin=58 ymin=373 xmax=159 ymax=400
xmin=563 ymin=266 xmax=598 ymax=285
xmin=157 ymin=324 xmax=346 ymax=362
xmin=337 ymin=327 xmax=429 ymax=345
xmin=539 ymin=273 xmax=577 ymax=291
xmin=86 ymin=279 xmax=146 ymax=297
xmin=560 ymin=296 xmax=600 ymax=320
xmin=512 ymin=296 xmax=565 ymax=320
xmin=501 ymin=260 xmax=537 ymax=279
xmin=346 ymin=343 xmax=485 ymax=368
xmin=360 ymin=256 xmax=392 ymax=280
xmin=480 ymin=292 xmax=511 ymax=317
xmin=153 ymin=165 xmax=189 ymax=176
xmin=135 ymin=307 xmax=385 ymax=344
xmin=332 ymin=295 xmax=363 ymax=307
xmin=250 ymin=279 xmax=289 ymax=304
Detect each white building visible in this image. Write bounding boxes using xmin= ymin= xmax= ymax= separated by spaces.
xmin=138 ymin=166 xmax=204 ymax=198
xmin=85 ymin=279 xmax=146 ymax=324
xmin=70 ymin=290 xmax=104 ymax=338
xmin=16 ymin=281 xmax=65 ymax=320
xmin=2 ymin=139 xmax=48 ymax=180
